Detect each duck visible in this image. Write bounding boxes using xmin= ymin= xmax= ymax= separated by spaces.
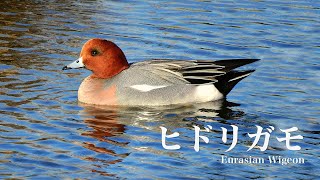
xmin=62 ymin=38 xmax=259 ymax=106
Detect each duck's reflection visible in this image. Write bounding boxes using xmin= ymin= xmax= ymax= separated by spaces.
xmin=79 ymin=105 xmax=128 ymax=156
xmin=78 ymin=99 xmax=244 ymax=176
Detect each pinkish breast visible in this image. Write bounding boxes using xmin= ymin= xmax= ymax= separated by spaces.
xmin=78 ymin=75 xmax=118 ymax=105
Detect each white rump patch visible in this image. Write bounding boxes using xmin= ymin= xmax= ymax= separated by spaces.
xmin=130 ymin=84 xmax=167 ymax=92
xmin=195 ymin=84 xmax=223 ymax=102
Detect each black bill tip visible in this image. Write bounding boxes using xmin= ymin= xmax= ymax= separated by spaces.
xmin=62 ymin=66 xmax=71 ymax=70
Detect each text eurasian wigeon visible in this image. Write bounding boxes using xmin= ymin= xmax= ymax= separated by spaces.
xmin=63 ymin=38 xmax=259 ymax=106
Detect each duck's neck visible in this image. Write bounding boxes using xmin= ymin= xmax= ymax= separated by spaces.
xmin=92 ymin=64 xmax=129 ymax=79
xmin=92 ymin=58 xmax=129 ymax=79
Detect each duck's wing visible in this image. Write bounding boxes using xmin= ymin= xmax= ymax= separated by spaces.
xmin=131 ymin=59 xmax=259 ymax=85
xmin=116 ymin=59 xmax=259 ymax=105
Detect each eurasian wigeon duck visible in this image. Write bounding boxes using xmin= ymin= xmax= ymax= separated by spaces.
xmin=63 ymin=38 xmax=259 ymax=106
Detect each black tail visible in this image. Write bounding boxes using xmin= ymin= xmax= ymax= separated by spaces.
xmin=215 ymin=70 xmax=255 ymax=96
xmin=181 ymin=58 xmax=259 ymax=95
xmin=214 ymin=59 xmax=259 ymax=72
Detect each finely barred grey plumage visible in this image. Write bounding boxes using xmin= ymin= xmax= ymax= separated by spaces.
xmin=101 ymin=59 xmax=259 ymax=105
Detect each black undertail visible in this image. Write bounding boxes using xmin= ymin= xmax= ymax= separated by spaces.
xmin=214 ymin=69 xmax=255 ymax=96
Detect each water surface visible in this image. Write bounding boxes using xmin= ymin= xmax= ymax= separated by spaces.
xmin=0 ymin=0 xmax=319 ymax=179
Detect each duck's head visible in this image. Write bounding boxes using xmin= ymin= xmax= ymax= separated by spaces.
xmin=63 ymin=38 xmax=129 ymax=79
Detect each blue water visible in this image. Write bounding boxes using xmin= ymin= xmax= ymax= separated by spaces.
xmin=0 ymin=0 xmax=319 ymax=179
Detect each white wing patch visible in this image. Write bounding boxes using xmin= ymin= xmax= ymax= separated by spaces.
xmin=130 ymin=84 xmax=167 ymax=92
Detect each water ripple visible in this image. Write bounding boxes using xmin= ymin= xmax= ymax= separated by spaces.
xmin=0 ymin=0 xmax=319 ymax=179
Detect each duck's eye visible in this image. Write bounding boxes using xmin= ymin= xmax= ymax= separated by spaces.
xmin=91 ymin=49 xmax=99 ymax=56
